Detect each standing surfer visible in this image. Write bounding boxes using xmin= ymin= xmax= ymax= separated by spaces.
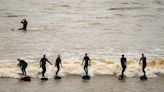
xmin=120 ymin=55 xmax=127 ymax=78
xmin=82 ymin=53 xmax=91 ymax=76
xmin=139 ymin=53 xmax=147 ymax=77
xmin=55 ymin=55 xmax=62 ymax=76
xmin=40 ymin=55 xmax=52 ymax=77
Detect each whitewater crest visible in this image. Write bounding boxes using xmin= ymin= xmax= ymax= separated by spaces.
xmin=0 ymin=60 xmax=164 ymax=78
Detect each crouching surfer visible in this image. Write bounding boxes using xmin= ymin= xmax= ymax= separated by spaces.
xmin=17 ymin=59 xmax=28 ymax=76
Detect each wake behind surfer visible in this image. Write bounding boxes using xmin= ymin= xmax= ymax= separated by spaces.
xmin=17 ymin=59 xmax=28 ymax=76
xmin=40 ymin=55 xmax=52 ymax=77
xmin=55 ymin=55 xmax=62 ymax=76
xmin=139 ymin=53 xmax=147 ymax=76
xmin=82 ymin=53 xmax=91 ymax=76
xmin=120 ymin=54 xmax=127 ymax=78
xmin=19 ymin=19 xmax=28 ymax=31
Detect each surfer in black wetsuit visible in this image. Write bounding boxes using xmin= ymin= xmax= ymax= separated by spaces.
xmin=139 ymin=53 xmax=147 ymax=76
xmin=40 ymin=55 xmax=52 ymax=77
xmin=17 ymin=59 xmax=28 ymax=76
xmin=82 ymin=53 xmax=91 ymax=76
xmin=55 ymin=55 xmax=62 ymax=76
xmin=19 ymin=19 xmax=28 ymax=31
xmin=120 ymin=55 xmax=127 ymax=77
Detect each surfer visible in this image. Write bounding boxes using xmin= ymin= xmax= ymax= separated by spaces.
xmin=40 ymin=55 xmax=52 ymax=77
xmin=120 ymin=55 xmax=127 ymax=78
xmin=139 ymin=53 xmax=147 ymax=76
xmin=17 ymin=59 xmax=28 ymax=76
xmin=19 ymin=19 xmax=28 ymax=31
xmin=82 ymin=53 xmax=91 ymax=76
xmin=55 ymin=55 xmax=62 ymax=76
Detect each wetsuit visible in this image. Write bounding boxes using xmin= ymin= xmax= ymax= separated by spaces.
xmin=83 ymin=56 xmax=90 ymax=75
xmin=55 ymin=57 xmax=61 ymax=75
xmin=18 ymin=60 xmax=27 ymax=75
xmin=40 ymin=58 xmax=48 ymax=77
xmin=140 ymin=57 xmax=147 ymax=76
xmin=19 ymin=19 xmax=28 ymax=31
xmin=121 ymin=57 xmax=127 ymax=76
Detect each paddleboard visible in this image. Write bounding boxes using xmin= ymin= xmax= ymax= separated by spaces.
xmin=18 ymin=75 xmax=31 ymax=81
xmin=41 ymin=77 xmax=48 ymax=80
xmin=82 ymin=75 xmax=90 ymax=80
xmin=54 ymin=76 xmax=61 ymax=79
xmin=118 ymin=75 xmax=126 ymax=80
xmin=140 ymin=75 xmax=147 ymax=80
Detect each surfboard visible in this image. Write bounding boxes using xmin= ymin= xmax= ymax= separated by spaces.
xmin=82 ymin=75 xmax=90 ymax=80
xmin=18 ymin=75 xmax=31 ymax=81
xmin=118 ymin=75 xmax=126 ymax=80
xmin=54 ymin=76 xmax=61 ymax=79
xmin=140 ymin=75 xmax=147 ymax=80
xmin=41 ymin=77 xmax=48 ymax=80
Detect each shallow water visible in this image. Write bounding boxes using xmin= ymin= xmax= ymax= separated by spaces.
xmin=0 ymin=0 xmax=164 ymax=77
xmin=0 ymin=75 xmax=164 ymax=92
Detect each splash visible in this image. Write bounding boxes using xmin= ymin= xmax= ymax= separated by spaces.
xmin=0 ymin=60 xmax=164 ymax=78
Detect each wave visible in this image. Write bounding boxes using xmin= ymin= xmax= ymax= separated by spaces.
xmin=0 ymin=60 xmax=164 ymax=78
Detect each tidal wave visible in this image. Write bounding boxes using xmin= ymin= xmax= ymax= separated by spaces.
xmin=0 ymin=60 xmax=164 ymax=78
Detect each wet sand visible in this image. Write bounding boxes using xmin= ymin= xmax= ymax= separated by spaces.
xmin=0 ymin=75 xmax=163 ymax=92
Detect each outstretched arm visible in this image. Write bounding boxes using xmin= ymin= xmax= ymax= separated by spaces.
xmin=47 ymin=59 xmax=52 ymax=65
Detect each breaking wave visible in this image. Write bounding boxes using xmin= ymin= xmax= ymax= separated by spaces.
xmin=0 ymin=59 xmax=164 ymax=79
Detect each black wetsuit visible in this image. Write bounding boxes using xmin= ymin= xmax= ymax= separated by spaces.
xmin=83 ymin=56 xmax=90 ymax=75
xmin=40 ymin=58 xmax=48 ymax=77
xmin=20 ymin=20 xmax=28 ymax=31
xmin=121 ymin=57 xmax=127 ymax=76
xmin=18 ymin=60 xmax=27 ymax=75
xmin=140 ymin=57 xmax=147 ymax=76
xmin=55 ymin=57 xmax=61 ymax=75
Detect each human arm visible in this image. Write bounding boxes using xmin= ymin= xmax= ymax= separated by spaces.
xmin=17 ymin=63 xmax=20 ymax=67
xmin=47 ymin=59 xmax=52 ymax=65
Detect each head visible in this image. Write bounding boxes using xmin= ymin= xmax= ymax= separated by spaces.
xmin=17 ymin=59 xmax=21 ymax=62
xmin=122 ymin=54 xmax=124 ymax=58
xmin=85 ymin=53 xmax=87 ymax=56
xmin=142 ymin=53 xmax=144 ymax=57
xmin=43 ymin=55 xmax=46 ymax=58
xmin=58 ymin=55 xmax=60 ymax=58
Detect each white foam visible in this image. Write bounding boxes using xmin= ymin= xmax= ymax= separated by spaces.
xmin=0 ymin=60 xmax=164 ymax=78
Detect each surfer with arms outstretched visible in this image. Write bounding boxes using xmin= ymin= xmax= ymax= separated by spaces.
xmin=40 ymin=55 xmax=52 ymax=77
